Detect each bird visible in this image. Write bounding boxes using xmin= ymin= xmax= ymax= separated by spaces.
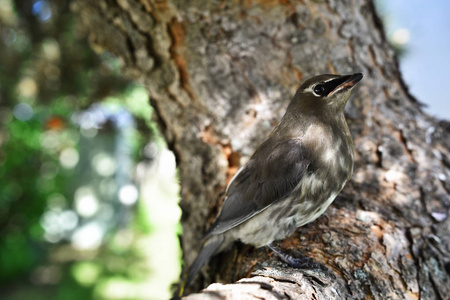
xmin=178 ymin=73 xmax=363 ymax=296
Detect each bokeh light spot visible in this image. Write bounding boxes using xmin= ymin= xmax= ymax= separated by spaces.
xmin=118 ymin=184 xmax=139 ymax=206
xmin=41 ymin=38 xmax=60 ymax=61
xmin=40 ymin=131 xmax=60 ymax=151
xmin=13 ymin=103 xmax=33 ymax=121
xmin=43 ymin=232 xmax=62 ymax=243
xmin=80 ymin=127 xmax=98 ymax=138
xmin=41 ymin=210 xmax=62 ymax=235
xmin=47 ymin=193 xmax=66 ymax=209
xmin=71 ymin=222 xmax=103 ymax=250
xmin=32 ymin=0 xmax=52 ymax=22
xmin=72 ymin=262 xmax=101 ymax=286
xmin=59 ymin=147 xmax=79 ymax=169
xmin=59 ymin=210 xmax=78 ymax=231
xmin=392 ymin=28 xmax=410 ymax=45
xmin=92 ymin=153 xmax=116 ymax=177
xmin=74 ymin=186 xmax=99 ymax=217
xmin=17 ymin=77 xmax=38 ymax=99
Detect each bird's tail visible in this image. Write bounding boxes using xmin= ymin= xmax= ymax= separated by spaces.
xmin=177 ymin=235 xmax=224 ymax=298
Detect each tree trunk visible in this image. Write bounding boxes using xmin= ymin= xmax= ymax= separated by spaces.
xmin=73 ymin=0 xmax=450 ymax=299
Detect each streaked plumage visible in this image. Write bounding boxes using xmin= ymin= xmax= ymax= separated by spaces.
xmin=180 ymin=73 xmax=363 ymax=296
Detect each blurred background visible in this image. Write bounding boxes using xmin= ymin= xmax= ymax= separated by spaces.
xmin=375 ymin=0 xmax=450 ymax=120
xmin=0 ymin=1 xmax=448 ymax=300
xmin=0 ymin=0 xmax=181 ymax=299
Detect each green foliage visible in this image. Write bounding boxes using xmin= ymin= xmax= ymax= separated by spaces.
xmin=0 ymin=99 xmax=82 ymax=280
xmin=133 ymin=202 xmax=154 ymax=235
xmin=0 ymin=0 xmax=181 ymax=299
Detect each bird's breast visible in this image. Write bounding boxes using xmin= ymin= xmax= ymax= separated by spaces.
xmin=293 ymin=120 xmax=354 ymax=226
xmin=302 ymin=119 xmax=354 ymax=181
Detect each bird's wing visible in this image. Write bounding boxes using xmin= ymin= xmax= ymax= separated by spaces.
xmin=205 ymin=138 xmax=310 ymax=237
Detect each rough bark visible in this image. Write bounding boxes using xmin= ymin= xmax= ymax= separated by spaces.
xmin=72 ymin=0 xmax=450 ymax=299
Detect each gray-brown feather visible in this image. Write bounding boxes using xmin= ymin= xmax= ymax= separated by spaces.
xmin=205 ymin=136 xmax=310 ymax=237
xmin=206 ymin=114 xmax=353 ymax=248
xmin=228 ymin=118 xmax=352 ymax=247
xmin=205 ymin=73 xmax=357 ymax=248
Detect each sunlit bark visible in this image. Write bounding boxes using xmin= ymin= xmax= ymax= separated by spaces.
xmin=74 ymin=0 xmax=450 ymax=298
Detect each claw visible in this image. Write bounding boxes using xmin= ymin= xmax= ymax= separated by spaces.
xmin=267 ymin=244 xmax=327 ymax=270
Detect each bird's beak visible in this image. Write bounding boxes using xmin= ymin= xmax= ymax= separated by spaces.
xmin=328 ymin=73 xmax=363 ymax=96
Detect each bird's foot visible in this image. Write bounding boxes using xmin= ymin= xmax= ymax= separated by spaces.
xmin=268 ymin=244 xmax=328 ymax=271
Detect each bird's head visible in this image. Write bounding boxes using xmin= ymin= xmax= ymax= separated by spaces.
xmin=293 ymin=73 xmax=363 ymax=115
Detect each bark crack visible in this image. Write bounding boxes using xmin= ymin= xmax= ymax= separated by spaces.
xmin=398 ymin=129 xmax=414 ymax=161
xmin=405 ymin=228 xmax=424 ymax=299
xmin=125 ymin=36 xmax=137 ymax=65
xmin=428 ymin=272 xmax=443 ymax=300
xmin=168 ymin=17 xmax=196 ymax=100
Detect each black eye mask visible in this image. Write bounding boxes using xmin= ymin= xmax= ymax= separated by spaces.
xmin=313 ymin=75 xmax=352 ymax=97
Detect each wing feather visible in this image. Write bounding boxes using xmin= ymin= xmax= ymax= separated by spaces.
xmin=205 ymin=138 xmax=309 ymax=237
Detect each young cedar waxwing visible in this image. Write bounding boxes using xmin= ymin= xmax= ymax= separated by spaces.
xmin=179 ymin=73 xmax=363 ymax=296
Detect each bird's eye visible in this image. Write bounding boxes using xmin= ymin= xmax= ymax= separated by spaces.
xmin=313 ymin=84 xmax=326 ymax=96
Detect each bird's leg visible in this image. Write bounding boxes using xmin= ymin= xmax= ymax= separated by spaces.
xmin=267 ymin=244 xmax=327 ymax=270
